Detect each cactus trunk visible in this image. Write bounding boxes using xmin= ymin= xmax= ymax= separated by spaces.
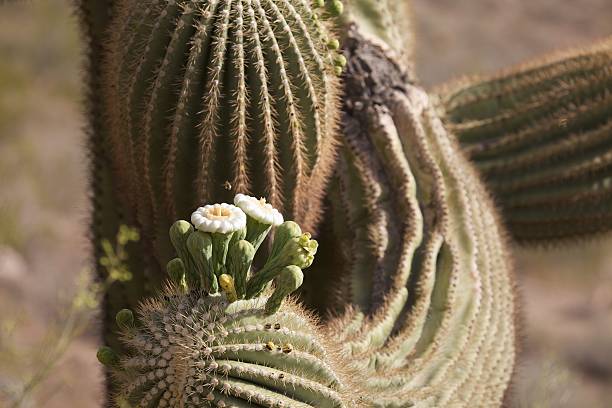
xmin=103 ymin=0 xmax=342 ymax=259
xmin=324 ymin=30 xmax=516 ymax=405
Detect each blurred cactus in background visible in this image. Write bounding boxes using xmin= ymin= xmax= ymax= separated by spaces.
xmin=436 ymin=38 xmax=612 ymax=243
xmin=75 ymin=0 xmax=612 ymax=406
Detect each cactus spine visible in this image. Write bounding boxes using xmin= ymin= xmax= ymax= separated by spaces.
xmin=78 ymin=0 xmax=156 ymax=360
xmin=436 ymin=37 xmax=612 ymax=243
xmin=111 ymin=291 xmax=354 ymax=407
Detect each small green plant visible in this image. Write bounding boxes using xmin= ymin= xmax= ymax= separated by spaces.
xmin=0 ymin=226 xmax=137 ymax=408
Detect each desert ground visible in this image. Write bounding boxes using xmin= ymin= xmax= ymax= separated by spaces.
xmin=0 ymin=0 xmax=611 ymax=406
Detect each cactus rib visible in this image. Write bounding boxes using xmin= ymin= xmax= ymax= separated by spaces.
xmin=436 ymin=37 xmax=612 ymax=243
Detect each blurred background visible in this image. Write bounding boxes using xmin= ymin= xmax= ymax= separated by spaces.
xmin=0 ymin=0 xmax=611 ymax=406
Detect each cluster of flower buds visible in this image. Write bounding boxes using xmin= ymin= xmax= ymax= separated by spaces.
xmin=167 ymin=194 xmax=317 ymax=314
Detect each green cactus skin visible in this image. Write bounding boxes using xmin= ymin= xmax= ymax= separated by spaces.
xmin=109 ymin=291 xmax=358 ymax=408
xmin=81 ymin=1 xmax=520 ymax=406
xmin=436 ymin=37 xmax=612 ymax=243
xmin=103 ymin=0 xmax=343 ymax=262
xmin=80 ymin=0 xmax=344 ymax=376
xmin=78 ymin=0 xmax=161 ymax=375
xmin=100 ymin=204 xmax=360 ymax=407
xmin=323 ymin=30 xmax=517 ymax=406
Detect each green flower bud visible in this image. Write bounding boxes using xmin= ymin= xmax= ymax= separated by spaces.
xmin=186 ymin=230 xmax=217 ymax=293
xmin=327 ymin=39 xmax=340 ymax=50
xmin=210 ymin=231 xmax=234 ymax=278
xmin=228 ymin=226 xmax=247 ymax=249
xmin=334 ymin=54 xmax=347 ymax=68
xmin=246 ymin=232 xmax=317 ymax=298
xmin=115 ymin=309 xmax=134 ymax=330
xmin=280 ymin=233 xmax=319 ymax=269
xmin=227 ymin=239 xmax=256 ymax=299
xmin=270 ymin=221 xmax=302 ymax=259
xmin=328 ymin=0 xmax=343 ymax=16
xmin=166 ymin=258 xmax=188 ymax=292
xmin=265 ymin=266 xmax=304 ymax=314
xmin=169 ymin=220 xmax=197 ymax=284
xmin=97 ymin=346 xmax=119 ymax=367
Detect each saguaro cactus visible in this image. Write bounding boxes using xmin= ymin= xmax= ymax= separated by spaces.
xmin=81 ymin=0 xmax=345 ymax=357
xmin=96 ymin=28 xmax=517 ymax=407
xmin=328 ymin=32 xmax=515 ymax=405
xmin=99 ymin=197 xmax=349 ymax=407
xmin=436 ymin=38 xmax=612 ymax=243
xmin=77 ymin=0 xmax=612 ymax=406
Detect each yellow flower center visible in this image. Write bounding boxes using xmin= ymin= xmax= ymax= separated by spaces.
xmin=206 ymin=205 xmax=231 ymax=219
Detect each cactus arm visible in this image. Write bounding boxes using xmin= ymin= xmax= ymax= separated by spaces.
xmin=435 ymin=37 xmax=612 ymax=243
xmin=320 ymin=28 xmax=517 ymax=406
xmin=109 ymin=292 xmax=359 ymax=407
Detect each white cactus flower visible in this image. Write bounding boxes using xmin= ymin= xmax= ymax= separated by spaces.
xmin=191 ymin=203 xmax=246 ymax=234
xmin=233 ymin=194 xmax=284 ymax=226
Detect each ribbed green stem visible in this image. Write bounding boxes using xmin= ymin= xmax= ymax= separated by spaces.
xmin=85 ymin=2 xmax=521 ymax=406
xmin=111 ymin=291 xmax=356 ymax=407
xmin=321 ymin=30 xmax=517 ymax=406
xmin=103 ymin=0 xmax=343 ymax=271
xmin=436 ymin=37 xmax=612 ymax=243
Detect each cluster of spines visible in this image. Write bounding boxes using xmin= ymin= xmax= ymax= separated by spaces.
xmin=104 ymin=290 xmax=349 ymax=407
xmin=103 ymin=0 xmax=345 ymax=269
xmin=436 ymin=37 xmax=612 ymax=243
xmin=318 ymin=31 xmax=516 ymax=406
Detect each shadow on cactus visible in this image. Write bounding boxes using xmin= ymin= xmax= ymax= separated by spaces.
xmin=97 ymin=194 xmax=358 ymax=407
